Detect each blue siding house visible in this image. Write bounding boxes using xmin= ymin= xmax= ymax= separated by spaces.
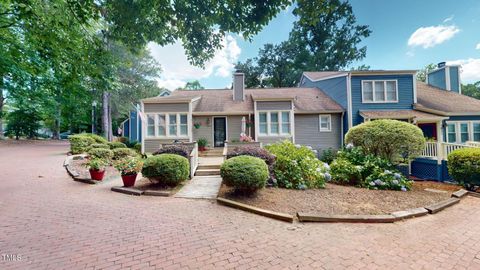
xmin=300 ymin=62 xmax=480 ymax=182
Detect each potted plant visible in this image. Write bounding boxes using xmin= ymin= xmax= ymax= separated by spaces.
xmin=193 ymin=122 xmax=201 ymax=129
xmin=85 ymin=158 xmax=108 ymax=181
xmin=113 ymin=157 xmax=144 ymax=187
xmin=198 ymin=138 xmax=208 ymax=151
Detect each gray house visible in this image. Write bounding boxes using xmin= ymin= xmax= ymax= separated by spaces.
xmin=140 ymin=72 xmax=343 ymax=153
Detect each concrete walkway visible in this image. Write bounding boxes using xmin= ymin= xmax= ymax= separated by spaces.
xmin=174 ymin=176 xmax=222 ymax=199
xmin=174 ymin=156 xmax=223 ymax=199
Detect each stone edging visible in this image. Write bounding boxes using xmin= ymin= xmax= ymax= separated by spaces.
xmin=216 ymin=197 xmax=294 ymax=223
xmin=217 ymin=189 xmax=475 ymax=224
xmin=64 ymin=154 xmax=117 ymax=184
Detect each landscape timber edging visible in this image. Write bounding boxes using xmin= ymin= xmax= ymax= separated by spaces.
xmin=64 ymin=154 xmax=116 ymax=184
xmin=218 ymin=188 xmax=476 ymax=223
xmin=216 ymin=197 xmax=294 ymax=223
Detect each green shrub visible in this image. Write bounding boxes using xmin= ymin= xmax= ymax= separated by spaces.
xmin=86 ymin=143 xmax=110 ymax=152
xmin=345 ymin=120 xmax=425 ymax=163
xmin=112 ymin=148 xmax=138 ymax=160
xmin=87 ymin=148 xmax=114 ymax=160
xmin=330 ymin=159 xmax=361 ymax=185
xmin=265 ymin=140 xmax=329 ymax=189
xmin=153 ymin=145 xmax=190 ymax=158
xmin=79 ymin=133 xmax=108 ymax=144
xmin=84 ymin=158 xmax=108 ymax=171
xmin=69 ymin=134 xmax=95 ymax=154
xmin=320 ymin=148 xmax=337 ymax=164
xmin=108 ymin=141 xmax=127 ymax=149
xmin=141 ymin=154 xmax=190 ymax=186
xmin=448 ymin=148 xmax=480 ymax=191
xmin=330 ymin=146 xmax=411 ymax=191
xmin=133 ymin=143 xmax=142 ymax=153
xmin=197 ymin=138 xmax=208 ymax=148
xmin=220 ymin=156 xmax=268 ymax=193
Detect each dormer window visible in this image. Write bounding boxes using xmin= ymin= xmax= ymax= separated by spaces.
xmin=362 ymin=80 xmax=398 ymax=103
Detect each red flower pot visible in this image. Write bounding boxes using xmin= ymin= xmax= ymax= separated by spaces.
xmin=199 ymin=146 xmax=206 ymax=152
xmin=121 ymin=173 xmax=137 ymax=187
xmin=89 ymin=169 xmax=105 ymax=181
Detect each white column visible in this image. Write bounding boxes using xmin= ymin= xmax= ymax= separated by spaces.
xmin=436 ymin=120 xmax=444 ymax=164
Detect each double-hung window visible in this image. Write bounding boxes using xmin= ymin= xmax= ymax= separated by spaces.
xmin=460 ymin=123 xmax=469 ymax=143
xmin=258 ymin=111 xmax=291 ymax=136
xmin=474 ymin=123 xmax=480 ymax=141
xmin=147 ymin=115 xmax=155 ymax=136
xmin=447 ymin=123 xmax=456 ymax=143
xmin=362 ymin=80 xmax=398 ymax=103
xmin=146 ymin=113 xmax=188 ymax=137
xmin=319 ymin=115 xmax=331 ymax=132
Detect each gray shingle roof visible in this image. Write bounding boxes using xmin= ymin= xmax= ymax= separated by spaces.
xmin=416 ymin=82 xmax=480 ymax=115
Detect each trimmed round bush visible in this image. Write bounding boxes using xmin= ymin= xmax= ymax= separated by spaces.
xmin=108 ymin=141 xmax=127 ymax=149
xmin=448 ymin=148 xmax=480 ymax=191
xmin=153 ymin=145 xmax=189 ymax=158
xmin=345 ymin=119 xmax=425 ymax=163
xmin=330 ymin=158 xmax=361 ymax=185
xmin=87 ymin=148 xmax=114 ymax=160
xmin=220 ymin=155 xmax=268 ymax=194
xmin=112 ymin=148 xmax=138 ymax=160
xmin=133 ymin=143 xmax=142 ymax=153
xmin=83 ymin=133 xmax=108 ymax=144
xmin=141 ymin=154 xmax=190 ymax=186
xmin=69 ymin=135 xmax=95 ymax=154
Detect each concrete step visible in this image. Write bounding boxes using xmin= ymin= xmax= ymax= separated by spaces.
xmin=197 ymin=164 xmax=221 ymax=170
xmin=195 ymin=169 xmax=221 ymax=176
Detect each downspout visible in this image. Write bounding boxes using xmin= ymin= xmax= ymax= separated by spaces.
xmin=340 ymin=111 xmax=344 ymax=147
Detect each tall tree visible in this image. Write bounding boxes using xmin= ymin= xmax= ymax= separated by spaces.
xmin=461 ymin=82 xmax=480 ymax=99
xmin=182 ymin=80 xmax=205 ymax=90
xmin=236 ymin=0 xmax=371 ymax=88
xmin=416 ymin=63 xmax=437 ymax=82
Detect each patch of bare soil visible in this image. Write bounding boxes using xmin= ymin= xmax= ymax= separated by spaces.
xmin=70 ymin=159 xmax=117 ymax=180
xmin=219 ymin=181 xmax=460 ymax=215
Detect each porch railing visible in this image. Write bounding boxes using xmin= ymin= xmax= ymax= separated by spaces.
xmin=419 ymin=141 xmax=477 ymax=161
xmin=421 ymin=141 xmax=438 ymax=158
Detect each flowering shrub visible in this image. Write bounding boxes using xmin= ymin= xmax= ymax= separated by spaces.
xmin=365 ymin=170 xmax=412 ymax=191
xmin=265 ymin=140 xmax=329 ymax=189
xmin=113 ymin=148 xmax=138 ymax=160
xmin=330 ymin=145 xmax=412 ymax=191
xmin=239 ymin=134 xmax=254 ymax=142
xmin=84 ymin=158 xmax=108 ymax=171
xmin=113 ymin=157 xmax=144 ymax=176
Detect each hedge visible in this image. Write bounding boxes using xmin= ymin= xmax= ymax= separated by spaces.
xmin=448 ymin=148 xmax=480 ymax=191
xmin=87 ymin=148 xmax=114 ymax=160
xmin=141 ymin=154 xmax=190 ymax=186
xmin=220 ymin=155 xmax=268 ymax=194
xmin=68 ymin=133 xmax=108 ymax=154
xmin=112 ymin=148 xmax=138 ymax=160
xmin=153 ymin=145 xmax=190 ymax=158
xmin=108 ymin=141 xmax=127 ymax=149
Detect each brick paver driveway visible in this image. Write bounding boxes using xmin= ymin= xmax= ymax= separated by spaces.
xmin=1 ymin=141 xmax=480 ymax=270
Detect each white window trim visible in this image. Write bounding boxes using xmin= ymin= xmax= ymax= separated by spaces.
xmin=257 ymin=110 xmax=292 ymax=137
xmin=145 ymin=112 xmax=189 ymax=138
xmin=319 ymin=114 xmax=332 ymax=132
xmin=446 ymin=121 xmax=480 ymax=144
xmin=361 ymin=79 xmax=399 ymax=103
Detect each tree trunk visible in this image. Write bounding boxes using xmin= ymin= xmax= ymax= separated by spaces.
xmin=102 ymin=91 xmax=109 ymax=140
xmin=52 ymin=106 xmax=61 ymax=140
xmin=107 ymin=94 xmax=113 ymax=141
xmin=0 ymin=79 xmax=4 ymax=139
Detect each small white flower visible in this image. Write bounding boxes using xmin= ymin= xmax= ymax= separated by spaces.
xmin=394 ymin=173 xmax=401 ymax=179
xmin=384 ymin=170 xmax=391 ymax=174
xmin=346 ymin=143 xmax=354 ymax=150
xmin=324 ymin=173 xmax=332 ymax=181
xmin=392 ymin=180 xmax=399 ymax=185
xmin=369 ymin=181 xmax=375 ymax=186
xmin=295 ymin=144 xmax=301 ymax=148
xmin=323 ymin=163 xmax=330 ymax=170
xmin=316 ymin=167 xmax=321 ymax=172
xmin=306 ymin=146 xmax=313 ymax=150
xmin=401 ymin=187 xmax=407 ymax=192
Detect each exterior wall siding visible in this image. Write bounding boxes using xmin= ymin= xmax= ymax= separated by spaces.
xmin=449 ymin=66 xmax=460 ymax=93
xmin=256 ymin=101 xmax=292 ymax=110
xmin=427 ymin=69 xmax=446 ymax=90
xmin=300 ymin=76 xmax=348 ymax=109
xmin=144 ymin=103 xmax=189 ymax=113
xmin=144 ymin=138 xmax=189 ymax=153
xmin=192 ymin=115 xmax=250 ymax=147
xmin=258 ymin=136 xmax=292 ymax=145
xmin=294 ymin=113 xmax=342 ymax=151
xmin=351 ymin=74 xmax=414 ymax=126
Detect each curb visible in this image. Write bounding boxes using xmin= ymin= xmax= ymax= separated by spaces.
xmin=110 ymin=186 xmax=172 ymax=197
xmin=297 ymin=213 xmax=396 ymax=223
xmin=216 ymin=197 xmax=294 ymax=223
xmin=64 ymin=154 xmax=117 ymax=185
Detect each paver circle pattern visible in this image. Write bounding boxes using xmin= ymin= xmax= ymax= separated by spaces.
xmin=1 ymin=140 xmax=480 ymax=269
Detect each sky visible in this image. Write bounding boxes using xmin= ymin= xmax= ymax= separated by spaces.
xmin=148 ymin=0 xmax=480 ymax=90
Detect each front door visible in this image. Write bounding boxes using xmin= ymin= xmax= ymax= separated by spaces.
xmin=213 ymin=117 xmax=227 ymax=147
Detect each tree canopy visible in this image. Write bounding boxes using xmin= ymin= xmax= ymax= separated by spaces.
xmin=237 ymin=0 xmax=371 ymax=88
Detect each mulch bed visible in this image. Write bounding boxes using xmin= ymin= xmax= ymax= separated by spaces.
xmin=134 ymin=177 xmax=186 ymax=193
xmin=218 ymin=181 xmax=462 ymax=215
xmin=70 ymin=158 xmax=117 ymax=180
